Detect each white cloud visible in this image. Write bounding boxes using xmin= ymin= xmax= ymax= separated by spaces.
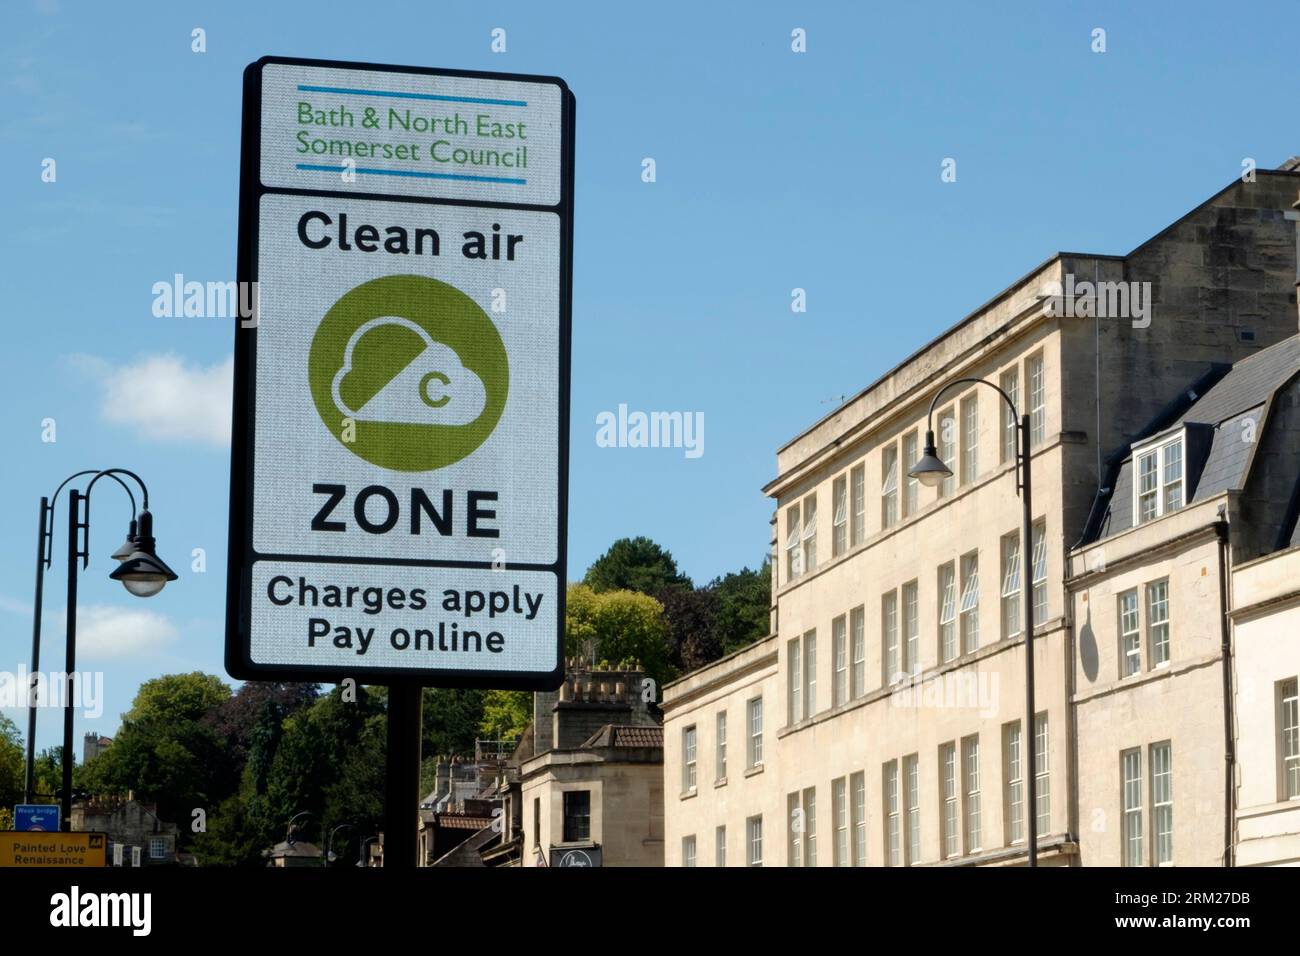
xmin=56 ymin=605 xmax=177 ymax=659
xmin=73 ymin=352 xmax=232 ymax=447
xmin=0 ymin=596 xmax=31 ymax=617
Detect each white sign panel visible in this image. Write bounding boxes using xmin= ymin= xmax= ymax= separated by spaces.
xmin=228 ymin=57 xmax=572 ymax=688
xmin=258 ymin=62 xmax=563 ymax=206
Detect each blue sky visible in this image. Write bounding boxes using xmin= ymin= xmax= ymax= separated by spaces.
xmin=2 ymin=0 xmax=1297 ymax=748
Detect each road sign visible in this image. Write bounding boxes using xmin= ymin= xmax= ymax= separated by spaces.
xmin=0 ymin=831 xmax=106 ymax=867
xmin=227 ymin=57 xmax=573 ymax=688
xmin=13 ymin=804 xmax=59 ymax=832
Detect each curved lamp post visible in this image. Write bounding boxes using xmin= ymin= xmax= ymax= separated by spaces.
xmin=23 ymin=468 xmax=178 ymax=826
xmin=326 ymin=823 xmax=355 ymax=867
xmin=908 ymin=377 xmax=1039 ymax=868
xmin=286 ymin=811 xmax=312 ymax=846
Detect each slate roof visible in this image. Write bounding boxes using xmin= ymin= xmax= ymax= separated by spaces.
xmin=581 ymin=724 xmax=664 ymax=749
xmin=1085 ymin=335 xmax=1300 ymax=544
xmin=1175 ymin=337 xmax=1300 ymax=429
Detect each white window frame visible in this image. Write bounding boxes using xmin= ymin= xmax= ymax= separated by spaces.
xmin=881 ymin=443 xmax=899 ymax=529
xmin=904 ymin=753 xmax=920 ymax=866
xmin=850 ymin=605 xmax=866 ymax=699
xmin=903 ymin=581 xmax=919 ymax=676
xmin=149 ymin=837 xmax=167 ymax=860
xmin=716 ymin=825 xmax=727 ymax=867
xmin=787 ymin=792 xmax=803 ymax=868
xmin=850 ymin=464 xmax=866 ymax=547
xmin=961 ymin=394 xmax=978 ymax=485
xmin=1031 ymin=520 xmax=1047 ymax=627
xmin=1000 ymin=367 xmax=1019 ymax=464
xmin=715 ymin=711 xmax=727 ymax=782
xmin=1119 ymin=589 xmax=1141 ymax=678
xmin=883 ymin=760 xmax=900 ymax=867
xmin=801 ymin=493 xmax=818 ymax=573
xmin=832 ymin=614 xmax=848 ymax=707
xmin=851 ymin=770 xmax=867 ymax=866
xmin=939 ymin=562 xmax=957 ymax=663
xmin=959 ymin=551 xmax=980 ymax=654
xmin=747 ymin=815 xmax=763 ymax=867
xmin=803 ymin=787 xmax=817 ymax=866
xmin=747 ymin=697 xmax=763 ymax=768
xmin=682 ymin=835 xmax=697 ymax=867
xmin=833 ymin=777 xmax=849 ymax=867
xmin=787 ymin=636 xmax=802 ymax=724
xmin=938 ymin=407 xmax=957 ymax=497
xmin=682 ymin=725 xmax=697 ymax=793
xmin=883 ymin=590 xmax=899 ymax=684
xmin=1034 ymin=713 xmax=1050 ymax=836
xmin=1027 ymin=352 xmax=1046 ymax=446
xmin=1150 ymin=741 xmax=1173 ymax=866
xmin=832 ymin=474 xmax=848 ymax=558
xmin=963 ymin=735 xmax=981 ymax=853
xmin=941 ymin=742 xmax=959 ymax=858
xmin=1004 ymin=721 xmax=1023 ymax=844
xmin=804 ymin=629 xmax=817 ymax=717
xmin=1133 ymin=433 xmax=1185 ymax=526
xmin=1281 ymin=677 xmax=1300 ymax=801
xmin=785 ymin=504 xmax=801 ymax=580
xmin=1001 ymin=531 xmax=1022 ymax=639
xmin=902 ymin=430 xmax=920 ymax=517
xmin=1122 ymin=748 xmax=1143 ymax=867
xmin=1146 ymin=579 xmax=1170 ymax=668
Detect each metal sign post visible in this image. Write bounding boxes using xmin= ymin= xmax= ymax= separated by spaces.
xmin=230 ymin=56 xmax=574 ymax=866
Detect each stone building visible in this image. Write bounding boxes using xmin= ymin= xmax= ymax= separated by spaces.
xmin=71 ymin=795 xmax=180 ymax=866
xmin=518 ymin=661 xmax=664 ymax=866
xmin=1069 ymin=335 xmax=1300 ymax=866
xmin=663 ymin=164 xmax=1300 ymax=866
xmin=1232 ymin=542 xmax=1300 ymax=866
xmin=82 ymin=731 xmax=111 ymax=766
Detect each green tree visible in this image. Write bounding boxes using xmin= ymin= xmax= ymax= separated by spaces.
xmin=422 ymin=688 xmax=486 ymax=758
xmin=583 ymin=536 xmax=692 ymax=595
xmin=77 ymin=672 xmax=235 ymax=829
xmin=30 ymin=747 xmax=62 ymax=801
xmin=712 ymin=558 xmax=772 ymax=655
xmin=479 ymin=690 xmax=531 ymax=741
xmin=0 ymin=714 xmax=25 ymax=811
xmin=125 ymin=672 xmax=231 ymax=725
xmin=260 ymin=685 xmax=386 ymax=855
xmin=566 ymin=583 xmax=674 ymax=685
xmin=658 ymin=584 xmax=721 ymax=672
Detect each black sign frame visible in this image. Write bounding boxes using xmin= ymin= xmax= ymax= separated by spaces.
xmin=227 ymin=55 xmax=572 ymax=690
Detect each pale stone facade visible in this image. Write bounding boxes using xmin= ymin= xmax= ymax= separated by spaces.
xmin=663 ymin=168 xmax=1300 ymax=866
xmin=519 ymin=664 xmax=664 ymax=866
xmin=1232 ymin=545 xmax=1300 ymax=866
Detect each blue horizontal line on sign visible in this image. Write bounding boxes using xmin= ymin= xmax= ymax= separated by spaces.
xmin=297 ymin=84 xmax=528 ymax=107
xmin=295 ymin=163 xmax=527 ymax=185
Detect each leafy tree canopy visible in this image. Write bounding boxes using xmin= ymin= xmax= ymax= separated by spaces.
xmin=583 ymin=536 xmax=692 ymax=595
xmin=566 ymin=583 xmax=673 ymax=685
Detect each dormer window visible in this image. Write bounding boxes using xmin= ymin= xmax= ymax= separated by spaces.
xmin=1134 ymin=433 xmax=1185 ymax=525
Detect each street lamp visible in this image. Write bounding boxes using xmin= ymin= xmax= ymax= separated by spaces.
xmin=908 ymin=377 xmax=1039 ymax=867
xmin=109 ymin=510 xmax=178 ymax=597
xmin=22 ymin=469 xmax=177 ymax=826
xmin=286 ymin=811 xmax=312 ymax=846
xmin=24 ymin=470 xmax=175 ymax=809
xmin=356 ymin=835 xmax=378 ymax=868
xmin=326 ymin=823 xmax=355 ymax=867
